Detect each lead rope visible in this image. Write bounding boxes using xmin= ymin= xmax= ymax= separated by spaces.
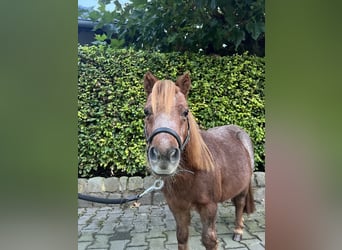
xmin=78 ymin=179 xmax=164 ymax=204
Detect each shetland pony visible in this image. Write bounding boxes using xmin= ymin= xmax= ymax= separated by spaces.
xmin=143 ymin=72 xmax=255 ymax=250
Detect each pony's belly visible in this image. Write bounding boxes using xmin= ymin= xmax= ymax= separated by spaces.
xmin=219 ymin=176 xmax=251 ymax=202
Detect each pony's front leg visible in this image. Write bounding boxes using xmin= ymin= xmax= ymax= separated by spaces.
xmin=198 ymin=203 xmax=218 ymax=250
xmin=169 ymin=206 xmax=191 ymax=250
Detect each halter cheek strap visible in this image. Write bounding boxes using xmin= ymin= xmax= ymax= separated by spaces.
xmin=145 ymin=118 xmax=190 ymax=151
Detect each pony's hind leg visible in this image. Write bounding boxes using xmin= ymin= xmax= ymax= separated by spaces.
xmin=231 ymin=190 xmax=248 ymax=241
xmin=232 ymin=182 xmax=256 ymax=241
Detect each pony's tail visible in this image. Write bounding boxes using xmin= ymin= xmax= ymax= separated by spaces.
xmin=244 ymin=181 xmax=256 ymax=214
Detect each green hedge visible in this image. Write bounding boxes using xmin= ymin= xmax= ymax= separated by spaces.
xmin=78 ymin=45 xmax=265 ymax=177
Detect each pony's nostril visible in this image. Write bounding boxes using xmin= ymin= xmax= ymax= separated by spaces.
xmin=149 ymin=147 xmax=159 ymax=162
xmin=169 ymin=148 xmax=180 ymax=163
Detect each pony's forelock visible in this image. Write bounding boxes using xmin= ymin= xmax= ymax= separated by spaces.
xmin=151 ymin=80 xmax=176 ymax=115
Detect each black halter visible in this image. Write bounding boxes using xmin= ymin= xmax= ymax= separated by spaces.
xmin=145 ymin=118 xmax=190 ymax=151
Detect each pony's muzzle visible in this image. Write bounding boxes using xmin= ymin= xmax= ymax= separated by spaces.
xmin=168 ymin=148 xmax=180 ymax=163
xmin=148 ymin=147 xmax=160 ymax=162
xmin=148 ymin=146 xmax=180 ymax=165
xmin=148 ymin=146 xmax=180 ymax=174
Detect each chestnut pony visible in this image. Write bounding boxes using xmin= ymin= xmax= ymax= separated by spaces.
xmin=143 ymin=72 xmax=255 ymax=250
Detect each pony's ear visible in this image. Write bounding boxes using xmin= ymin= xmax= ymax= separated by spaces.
xmin=175 ymin=72 xmax=191 ymax=97
xmin=144 ymin=71 xmax=158 ymax=96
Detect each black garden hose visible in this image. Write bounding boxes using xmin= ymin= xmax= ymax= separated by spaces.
xmin=78 ymin=193 xmax=139 ymax=204
xmin=78 ymin=178 xmax=164 ymax=204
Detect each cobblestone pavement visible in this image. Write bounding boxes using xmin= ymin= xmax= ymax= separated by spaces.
xmin=78 ymin=201 xmax=265 ymax=250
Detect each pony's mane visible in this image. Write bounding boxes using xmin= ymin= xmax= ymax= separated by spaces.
xmin=186 ymin=112 xmax=215 ymax=171
xmin=150 ymin=80 xmax=214 ymax=171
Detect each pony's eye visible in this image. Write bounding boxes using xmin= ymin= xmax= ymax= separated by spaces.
xmin=144 ymin=108 xmax=152 ymax=117
xmin=182 ymin=109 xmax=189 ymax=117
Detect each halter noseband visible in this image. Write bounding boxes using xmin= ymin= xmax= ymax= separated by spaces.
xmin=145 ymin=118 xmax=190 ymax=151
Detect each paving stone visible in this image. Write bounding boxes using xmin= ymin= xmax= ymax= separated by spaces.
xmin=255 ymin=217 xmax=265 ymax=229
xmin=78 ymin=214 xmax=94 ymax=225
xmin=165 ymin=243 xmax=178 ymax=250
xmin=240 ymin=238 xmax=264 ymax=250
xmin=134 ymin=212 xmax=149 ymax=223
xmin=248 ymin=244 xmax=264 ymax=250
xmin=78 ymin=241 xmax=92 ymax=250
xmin=152 ymin=192 xmax=165 ymax=204
xmin=188 ymin=235 xmax=205 ymax=249
xmin=146 ymin=225 xmax=166 ymax=238
xmin=115 ymin=223 xmax=134 ymax=234
xmin=241 ymin=230 xmax=256 ymax=240
xmin=109 ymin=240 xmax=130 ymax=250
xmin=217 ymin=239 xmax=227 ymax=250
xmin=78 ymin=224 xmax=86 ymax=234
xmin=150 ymin=215 xmax=164 ymax=226
xmin=139 ymin=193 xmax=152 ymax=205
xmin=127 ymin=232 xmax=148 ymax=247
xmin=217 ymin=205 xmax=235 ymax=218
xmin=122 ymin=207 xmax=136 ymax=218
xmin=126 ymin=247 xmax=148 ymax=250
xmin=78 ymin=232 xmax=94 ymax=242
xmin=252 ymin=232 xmax=265 ymax=243
xmin=85 ymin=207 xmax=100 ymax=213
xmin=88 ymin=234 xmax=110 ymax=248
xmin=83 ymin=221 xmax=102 ymax=231
xmin=147 ymin=237 xmax=166 ymax=249
xmin=78 ymin=199 xmax=93 ymax=208
xmin=189 ymin=225 xmax=201 ymax=236
xmin=164 ymin=219 xmax=176 ymax=231
xmin=150 ymin=206 xmax=164 ymax=217
xmin=78 ymin=200 xmax=265 ymax=250
xmin=164 ymin=231 xmax=178 ymax=244
xmin=78 ymin=207 xmax=86 ymax=214
xmin=164 ymin=210 xmax=175 ymax=221
xmin=131 ymin=222 xmax=149 ymax=233
xmin=138 ymin=205 xmax=150 ymax=214
xmin=245 ymin=220 xmax=263 ymax=233
xmin=98 ymin=223 xmax=115 ymax=235
xmin=108 ymin=206 xmax=124 ymax=214
xmin=216 ymin=222 xmax=229 ymax=234
xmin=103 ymin=214 xmax=118 ymax=224
xmin=110 ymin=229 xmax=132 ymax=241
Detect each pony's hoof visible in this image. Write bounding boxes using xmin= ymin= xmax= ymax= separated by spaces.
xmin=233 ymin=233 xmax=242 ymax=241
